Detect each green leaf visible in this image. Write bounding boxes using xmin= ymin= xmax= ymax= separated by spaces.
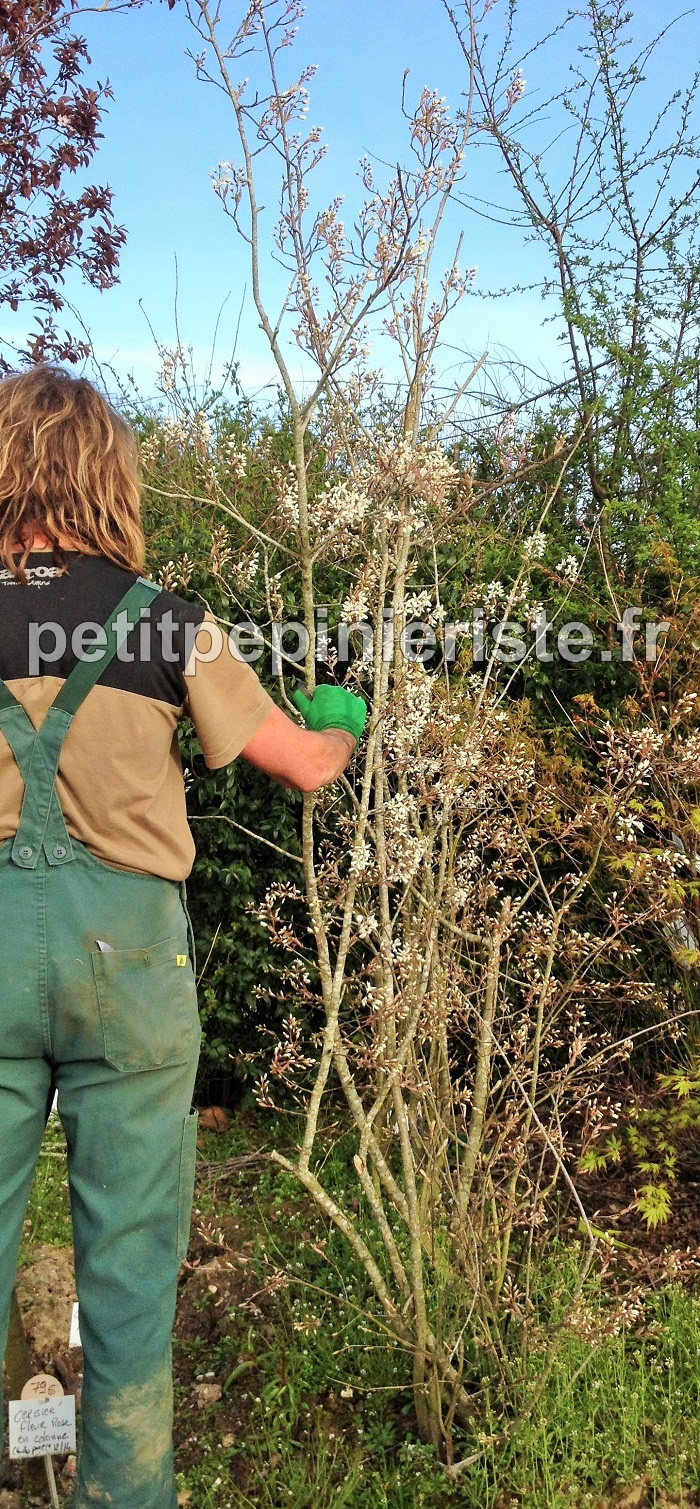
xmin=637 ymin=1182 xmax=673 ymax=1229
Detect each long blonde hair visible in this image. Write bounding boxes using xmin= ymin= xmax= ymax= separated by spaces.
xmin=0 ymin=366 xmax=145 ymax=580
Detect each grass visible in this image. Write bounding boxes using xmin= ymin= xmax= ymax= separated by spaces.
xmin=458 ymin=1283 xmax=700 ymax=1504
xmin=20 ymin=1110 xmax=73 ymax=1256
xmin=15 ymin=1113 xmax=700 ymax=1507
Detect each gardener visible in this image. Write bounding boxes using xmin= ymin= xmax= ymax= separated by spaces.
xmin=0 ymin=365 xmax=366 ymax=1509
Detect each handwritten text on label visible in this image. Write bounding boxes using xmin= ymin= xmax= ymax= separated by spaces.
xmin=8 ymin=1396 xmax=76 ymax=1458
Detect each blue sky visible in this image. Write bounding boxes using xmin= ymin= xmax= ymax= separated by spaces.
xmin=7 ymin=0 xmax=698 ymax=403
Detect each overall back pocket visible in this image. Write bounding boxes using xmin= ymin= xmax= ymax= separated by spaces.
xmin=92 ymin=936 xmax=200 ymax=1073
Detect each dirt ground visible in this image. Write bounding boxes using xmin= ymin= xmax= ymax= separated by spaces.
xmin=15 ymin=1247 xmax=77 ymax=1362
xmin=576 ymin=1160 xmax=700 ymax=1284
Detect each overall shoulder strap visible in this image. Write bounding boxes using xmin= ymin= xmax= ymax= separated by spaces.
xmin=8 ymin=576 xmax=161 ymax=870
xmin=0 ymin=575 xmax=160 ymax=722
xmin=52 ymin=576 xmax=161 ymax=717
xmin=0 ymin=680 xmax=24 ymax=714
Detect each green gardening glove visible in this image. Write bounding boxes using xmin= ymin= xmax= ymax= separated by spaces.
xmin=292 ymin=683 xmax=367 ymax=743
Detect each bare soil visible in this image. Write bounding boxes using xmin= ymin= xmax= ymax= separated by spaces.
xmin=577 ymin=1159 xmax=700 ymax=1283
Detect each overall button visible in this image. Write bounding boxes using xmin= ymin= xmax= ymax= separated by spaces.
xmin=18 ymin=846 xmax=33 ymax=860
xmin=52 ymin=845 xmax=67 ymax=859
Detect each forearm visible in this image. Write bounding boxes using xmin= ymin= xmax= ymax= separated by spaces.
xmin=241 ymin=705 xmax=357 ymax=792
xmin=311 ymin=728 xmax=356 ymax=786
xmin=274 ymin=728 xmax=355 ymax=791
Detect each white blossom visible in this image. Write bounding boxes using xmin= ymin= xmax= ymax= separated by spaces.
xmin=522 ymin=531 xmax=547 ymax=562
xmin=556 ymin=553 xmax=581 ymax=581
xmin=349 ymin=840 xmax=372 ymax=875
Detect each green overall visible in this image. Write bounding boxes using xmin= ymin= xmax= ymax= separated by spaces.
xmin=0 ymin=579 xmax=202 ymax=1508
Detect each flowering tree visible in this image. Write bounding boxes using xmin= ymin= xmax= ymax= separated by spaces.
xmin=442 ymin=0 xmax=700 ymax=1204
xmin=443 ymin=0 xmax=700 ymax=580
xmin=0 ymin=0 xmax=132 ymax=367
xmin=138 ymin=0 xmax=700 ymax=1469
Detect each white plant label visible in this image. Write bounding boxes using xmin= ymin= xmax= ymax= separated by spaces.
xmin=69 ymin=1301 xmax=81 ymax=1348
xmin=8 ymin=1396 xmax=76 ymax=1457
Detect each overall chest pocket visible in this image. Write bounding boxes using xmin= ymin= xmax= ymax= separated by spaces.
xmin=92 ymin=936 xmax=201 ymax=1073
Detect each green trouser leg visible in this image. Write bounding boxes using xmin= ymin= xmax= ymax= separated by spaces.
xmin=0 ymin=840 xmax=202 ymax=1509
xmin=58 ymin=1065 xmax=199 ymax=1507
xmin=0 ymin=1062 xmax=54 ymax=1383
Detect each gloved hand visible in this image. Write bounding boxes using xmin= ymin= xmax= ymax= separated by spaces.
xmin=292 ymin=683 xmax=367 ymax=744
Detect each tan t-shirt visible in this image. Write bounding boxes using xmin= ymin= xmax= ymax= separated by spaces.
xmin=0 ymin=553 xmax=274 ymax=880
